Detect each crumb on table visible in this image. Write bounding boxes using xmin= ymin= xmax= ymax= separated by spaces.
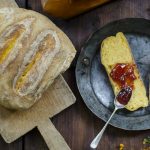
xmin=119 ymin=143 xmax=124 ymax=150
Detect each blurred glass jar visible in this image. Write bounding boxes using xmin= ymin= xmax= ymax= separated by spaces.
xmin=41 ymin=0 xmax=112 ymax=19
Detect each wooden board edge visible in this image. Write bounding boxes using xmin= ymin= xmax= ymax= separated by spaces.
xmin=59 ymin=75 xmax=76 ymax=103
xmin=0 ymin=124 xmax=36 ymax=143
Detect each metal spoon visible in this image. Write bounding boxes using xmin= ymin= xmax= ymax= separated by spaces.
xmin=90 ymin=87 xmax=132 ymax=149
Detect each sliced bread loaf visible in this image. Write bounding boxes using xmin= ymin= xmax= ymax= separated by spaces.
xmin=0 ymin=8 xmax=76 ymax=110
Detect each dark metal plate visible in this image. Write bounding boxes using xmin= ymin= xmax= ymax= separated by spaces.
xmin=76 ymin=18 xmax=150 ymax=130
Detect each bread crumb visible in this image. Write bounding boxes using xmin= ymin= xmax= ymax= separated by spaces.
xmin=119 ymin=143 xmax=124 ymax=150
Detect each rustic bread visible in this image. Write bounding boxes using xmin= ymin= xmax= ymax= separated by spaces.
xmin=101 ymin=32 xmax=148 ymax=111
xmin=0 ymin=8 xmax=76 ymax=110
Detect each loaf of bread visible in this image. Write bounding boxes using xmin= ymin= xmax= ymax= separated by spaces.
xmin=0 ymin=8 xmax=76 ymax=110
xmin=101 ymin=32 xmax=148 ymax=111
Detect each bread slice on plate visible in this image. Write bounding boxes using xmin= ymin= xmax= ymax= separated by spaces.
xmin=101 ymin=32 xmax=148 ymax=111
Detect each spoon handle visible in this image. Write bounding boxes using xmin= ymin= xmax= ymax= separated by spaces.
xmin=90 ymin=107 xmax=118 ymax=149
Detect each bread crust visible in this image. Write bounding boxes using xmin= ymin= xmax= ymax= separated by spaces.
xmin=0 ymin=8 xmax=76 ymax=110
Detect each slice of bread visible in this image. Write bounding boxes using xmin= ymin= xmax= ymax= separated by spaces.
xmin=101 ymin=32 xmax=148 ymax=111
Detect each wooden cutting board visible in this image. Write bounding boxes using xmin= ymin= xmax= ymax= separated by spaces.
xmin=0 ymin=1 xmax=76 ymax=150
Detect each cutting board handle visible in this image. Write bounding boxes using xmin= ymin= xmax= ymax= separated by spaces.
xmin=38 ymin=119 xmax=70 ymax=150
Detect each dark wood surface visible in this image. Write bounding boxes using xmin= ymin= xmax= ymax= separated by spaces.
xmin=1 ymin=0 xmax=150 ymax=149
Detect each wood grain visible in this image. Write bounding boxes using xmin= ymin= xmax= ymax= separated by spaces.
xmin=38 ymin=119 xmax=70 ymax=150
xmin=27 ymin=0 xmax=150 ymax=150
xmin=0 ymin=0 xmax=150 ymax=150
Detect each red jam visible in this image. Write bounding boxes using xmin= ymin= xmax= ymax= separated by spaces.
xmin=116 ymin=86 xmax=132 ymax=105
xmin=110 ymin=63 xmax=136 ymax=89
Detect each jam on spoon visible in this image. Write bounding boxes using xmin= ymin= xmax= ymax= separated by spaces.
xmin=116 ymin=86 xmax=132 ymax=105
xmin=110 ymin=63 xmax=136 ymax=89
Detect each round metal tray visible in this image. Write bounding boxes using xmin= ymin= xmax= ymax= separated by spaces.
xmin=76 ymin=18 xmax=150 ymax=130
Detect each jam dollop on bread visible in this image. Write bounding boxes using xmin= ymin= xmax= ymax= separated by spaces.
xmin=110 ymin=63 xmax=136 ymax=90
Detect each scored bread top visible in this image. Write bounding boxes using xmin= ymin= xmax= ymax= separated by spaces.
xmin=101 ymin=32 xmax=148 ymax=111
xmin=0 ymin=8 xmax=76 ymax=110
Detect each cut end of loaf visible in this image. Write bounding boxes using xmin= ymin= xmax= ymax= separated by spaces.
xmin=101 ymin=32 xmax=148 ymax=111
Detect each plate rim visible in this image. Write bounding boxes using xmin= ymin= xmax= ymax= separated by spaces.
xmin=76 ymin=18 xmax=150 ymax=131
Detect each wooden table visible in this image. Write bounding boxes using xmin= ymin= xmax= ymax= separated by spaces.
xmin=0 ymin=0 xmax=150 ymax=149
